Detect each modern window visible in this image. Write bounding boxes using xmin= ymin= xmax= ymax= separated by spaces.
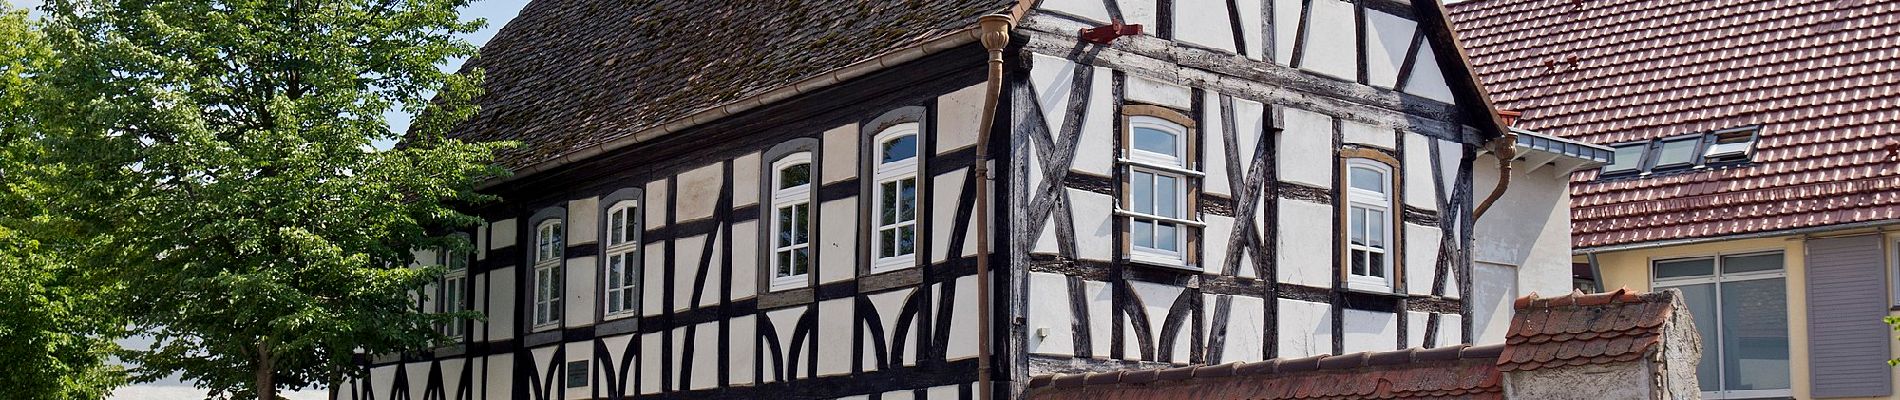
xmin=1702 ymin=126 xmax=1760 ymax=163
xmin=1116 ymin=109 xmax=1202 ymax=269
xmin=1652 ymin=252 xmax=1789 ymax=399
xmin=770 ymin=153 xmax=813 ymax=290
xmin=1345 ymin=159 xmax=1395 ymax=291
xmin=871 ymin=124 xmax=921 ymax=272
xmin=602 ymin=200 xmax=640 ymax=317
xmin=1601 ymin=143 xmax=1647 ymax=175
xmin=1651 ymin=136 xmax=1701 ymax=169
xmin=532 ymin=219 xmax=565 ymax=328
xmin=1598 ymin=126 xmax=1762 ymax=178
xmin=438 ymin=246 xmax=469 ymax=339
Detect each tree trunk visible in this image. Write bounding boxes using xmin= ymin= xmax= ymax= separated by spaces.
xmin=255 ymin=342 xmax=274 ymax=400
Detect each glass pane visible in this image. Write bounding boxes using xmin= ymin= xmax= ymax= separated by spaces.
xmin=900 ymin=225 xmax=915 ymax=255
xmin=622 ymin=290 xmax=635 ymax=313
xmin=1349 ymin=166 xmax=1385 ymax=193
xmin=1351 ymin=250 xmax=1366 ymax=276
xmin=1604 ymin=144 xmax=1647 ymax=172
xmin=1132 ymin=171 xmax=1154 ymax=213
xmin=883 ymin=134 xmax=917 ymax=163
xmin=1671 ymin=283 xmax=1721 ymax=392
xmin=1722 ymin=253 xmax=1782 ymax=274
xmin=880 ymin=229 xmax=895 ymax=258
xmin=1156 ymin=175 xmax=1178 ymax=218
xmin=899 ymin=178 xmax=916 ymax=221
xmin=1156 ymin=222 xmax=1178 ymax=252
xmin=1369 ymin=252 xmax=1385 ymax=277
xmin=776 ymin=251 xmax=791 ymax=277
xmin=779 ymin=163 xmax=811 ymax=189
xmin=1132 ymin=127 xmax=1177 ymax=157
xmin=1655 ymin=139 xmax=1698 ymax=166
xmin=777 ymin=206 xmax=794 ymax=247
xmin=793 ymin=247 xmax=809 ymax=275
xmin=1132 ymin=220 xmax=1154 ymax=249
xmin=1653 ymin=258 xmax=1715 ymax=279
xmin=881 ymin=181 xmax=897 ymax=224
xmin=1721 ymin=278 xmax=1790 ymax=391
xmin=1350 ymin=207 xmax=1367 ymax=245
xmin=610 ymin=210 xmax=625 ymax=245
xmin=1367 ymin=209 xmax=1385 ymax=249
xmin=793 ymin=204 xmax=809 ymax=244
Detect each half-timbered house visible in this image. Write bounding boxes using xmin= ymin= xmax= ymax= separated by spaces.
xmin=337 ymin=0 xmax=1602 ymax=399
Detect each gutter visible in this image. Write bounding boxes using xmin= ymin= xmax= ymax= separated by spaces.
xmin=479 ymin=24 xmax=990 ymax=188
xmin=1573 ymin=220 xmax=1900 ymax=254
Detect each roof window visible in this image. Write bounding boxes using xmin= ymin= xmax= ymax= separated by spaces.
xmin=1597 ymin=126 xmax=1761 ymax=179
xmin=1701 ymin=126 xmax=1760 ymax=163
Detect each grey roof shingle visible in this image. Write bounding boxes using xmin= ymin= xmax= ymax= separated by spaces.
xmin=449 ymin=0 xmax=1015 ymax=171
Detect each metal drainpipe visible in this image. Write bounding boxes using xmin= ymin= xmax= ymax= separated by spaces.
xmin=1586 ymin=252 xmax=1605 ymax=293
xmin=1472 ymin=131 xmax=1519 ymax=222
xmin=972 ymin=13 xmax=1013 ymax=400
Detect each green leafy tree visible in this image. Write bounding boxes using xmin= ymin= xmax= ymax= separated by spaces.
xmin=0 ymin=2 xmax=127 ymax=399
xmin=25 ymin=0 xmax=509 ymax=399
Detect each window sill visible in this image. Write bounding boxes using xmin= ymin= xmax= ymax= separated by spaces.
xmin=602 ymin=311 xmax=637 ymax=321
xmin=1344 ymin=280 xmax=1396 ymax=295
xmin=1127 ymin=254 xmax=1196 ymax=272
xmin=869 ymin=257 xmax=917 ymax=275
xmin=1342 ymin=286 xmax=1403 ymax=297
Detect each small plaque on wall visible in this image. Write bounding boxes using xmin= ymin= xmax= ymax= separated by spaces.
xmin=566 ymin=360 xmax=588 ymax=388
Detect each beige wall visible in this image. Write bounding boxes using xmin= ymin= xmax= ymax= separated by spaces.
xmin=1588 ymin=230 xmax=1900 ymax=399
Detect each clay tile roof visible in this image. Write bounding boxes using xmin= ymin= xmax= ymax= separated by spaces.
xmin=1497 ymin=288 xmax=1676 ymax=372
xmin=444 ymin=0 xmax=1014 ymax=171
xmin=1023 ymin=345 xmax=1506 ymax=400
xmin=1447 ymin=0 xmax=1900 ymax=249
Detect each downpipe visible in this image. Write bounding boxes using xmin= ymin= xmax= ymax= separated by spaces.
xmin=972 ymin=13 xmax=1013 ymax=400
xmin=1472 ymin=130 xmax=1518 ymax=222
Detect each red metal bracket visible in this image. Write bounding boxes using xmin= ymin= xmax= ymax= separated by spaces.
xmin=1080 ymin=20 xmax=1143 ymax=44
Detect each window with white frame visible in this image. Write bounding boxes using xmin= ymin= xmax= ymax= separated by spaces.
xmin=872 ymin=124 xmax=921 ymax=272
xmin=531 ymin=219 xmax=564 ymax=328
xmin=1117 ymin=113 xmax=1200 ymax=268
xmin=603 ymin=201 xmax=640 ymax=317
xmin=1652 ymin=252 xmax=1789 ymax=399
xmin=438 ymin=246 xmax=468 ymax=339
xmin=1345 ymin=159 xmax=1394 ymax=290
xmin=770 ymin=154 xmax=813 ymax=290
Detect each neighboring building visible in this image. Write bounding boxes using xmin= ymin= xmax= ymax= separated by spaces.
xmin=1450 ymin=0 xmax=1900 ymax=398
xmin=335 ymin=0 xmax=1594 ymax=399
xmin=1022 ymin=289 xmax=1703 ymax=400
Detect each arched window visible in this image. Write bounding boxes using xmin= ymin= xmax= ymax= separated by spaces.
xmin=1345 ymin=158 xmax=1394 ymax=290
xmin=602 ymin=199 xmax=641 ymax=317
xmin=871 ymin=123 xmax=921 ymax=272
xmin=1117 ymin=108 xmax=1202 ymax=269
xmin=532 ymin=218 xmax=565 ymax=328
xmin=770 ymin=153 xmax=814 ymax=291
xmin=437 ymin=237 xmax=470 ymax=339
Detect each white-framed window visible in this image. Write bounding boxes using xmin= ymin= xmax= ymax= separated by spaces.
xmin=438 ymin=246 xmax=468 ymax=339
xmin=1652 ymin=251 xmax=1789 ymax=399
xmin=1117 ymin=114 xmax=1201 ymax=268
xmin=531 ymin=219 xmax=564 ymax=328
xmin=871 ymin=124 xmax=921 ymax=273
xmin=770 ymin=154 xmax=813 ymax=291
xmin=603 ymin=201 xmax=640 ymax=318
xmin=1345 ymin=159 xmax=1394 ymax=291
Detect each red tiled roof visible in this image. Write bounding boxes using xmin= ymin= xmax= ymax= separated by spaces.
xmin=1447 ymin=0 xmax=1900 ymax=248
xmin=1499 ymin=288 xmax=1677 ymax=372
xmin=445 ymin=0 xmax=1014 ymax=171
xmin=1023 ymin=345 xmax=1506 ymax=400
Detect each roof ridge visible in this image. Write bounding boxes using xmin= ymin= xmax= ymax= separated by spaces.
xmin=1025 ymin=343 xmax=1506 ymax=390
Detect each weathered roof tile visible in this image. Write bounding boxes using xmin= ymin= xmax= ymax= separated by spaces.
xmin=1449 ymin=0 xmax=1900 ymax=248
